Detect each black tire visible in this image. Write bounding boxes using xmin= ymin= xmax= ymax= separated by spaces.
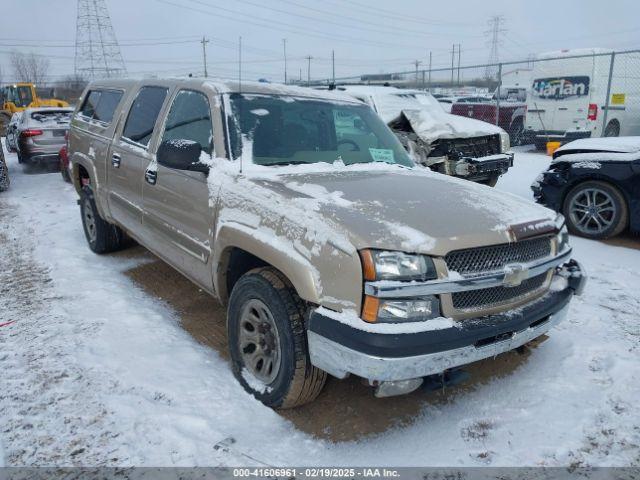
xmin=227 ymin=267 xmax=327 ymax=409
xmin=479 ymin=174 xmax=500 ymax=187
xmin=563 ymin=180 xmax=628 ymax=239
xmin=60 ymin=161 xmax=71 ymax=183
xmin=0 ymin=149 xmax=9 ymax=192
xmin=604 ymin=120 xmax=620 ymax=137
xmin=509 ymin=120 xmax=524 ymax=146
xmin=17 ymin=150 xmax=23 ymax=164
xmin=79 ymin=184 xmax=124 ymax=253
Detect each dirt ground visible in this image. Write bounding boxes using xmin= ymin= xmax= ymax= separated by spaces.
xmin=122 ymin=246 xmax=556 ymax=442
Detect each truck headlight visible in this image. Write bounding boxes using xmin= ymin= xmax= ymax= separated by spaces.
xmin=360 ymin=249 xmax=437 ymax=282
xmin=499 ymin=131 xmax=510 ymax=153
xmin=556 ymin=214 xmax=570 ymax=253
xmin=362 ymin=296 xmax=441 ymax=323
xmin=360 ymin=250 xmax=441 ymax=323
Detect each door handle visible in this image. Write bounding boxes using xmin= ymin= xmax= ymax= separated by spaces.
xmin=145 ymin=169 xmax=157 ymax=185
xmin=112 ymin=153 xmax=121 ymax=168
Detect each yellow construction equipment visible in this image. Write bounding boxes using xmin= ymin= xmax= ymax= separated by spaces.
xmin=0 ymin=82 xmax=70 ymax=135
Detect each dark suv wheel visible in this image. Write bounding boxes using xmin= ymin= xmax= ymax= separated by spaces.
xmin=227 ymin=267 xmax=327 ymax=409
xmin=563 ymin=180 xmax=628 ymax=239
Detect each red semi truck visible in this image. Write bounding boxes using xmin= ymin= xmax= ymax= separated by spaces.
xmin=451 ymin=99 xmax=527 ymax=145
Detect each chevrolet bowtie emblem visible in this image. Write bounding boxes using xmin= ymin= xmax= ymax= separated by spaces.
xmin=503 ymin=264 xmax=529 ymax=287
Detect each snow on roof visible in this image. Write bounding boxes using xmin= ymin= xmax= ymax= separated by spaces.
xmin=556 ymin=136 xmax=640 ymax=154
xmin=89 ymin=77 xmax=361 ymax=104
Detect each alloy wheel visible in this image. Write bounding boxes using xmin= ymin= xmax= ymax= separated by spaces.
xmin=569 ymin=187 xmax=616 ymax=235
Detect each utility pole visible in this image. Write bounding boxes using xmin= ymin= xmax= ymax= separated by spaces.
xmin=413 ymin=60 xmax=422 ymax=87
xmin=332 ymin=49 xmax=335 ymax=85
xmin=451 ymin=44 xmax=455 ymax=85
xmin=201 ymin=36 xmax=209 ymax=78
xmin=238 ymin=36 xmax=242 ymax=89
xmin=428 ymin=51 xmax=432 ymax=89
xmin=282 ymin=38 xmax=287 ymax=84
xmin=306 ymin=55 xmax=313 ymax=86
xmin=457 ymin=43 xmax=461 ymax=86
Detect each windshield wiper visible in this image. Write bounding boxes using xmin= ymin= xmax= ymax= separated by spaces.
xmin=266 ymin=160 xmax=313 ymax=166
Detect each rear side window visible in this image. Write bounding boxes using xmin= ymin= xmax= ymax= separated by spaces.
xmin=78 ymin=89 xmax=123 ymax=125
xmin=122 ymin=86 xmax=168 ymax=147
xmin=80 ymin=91 xmax=101 ymax=118
xmin=94 ymin=90 xmax=123 ymax=123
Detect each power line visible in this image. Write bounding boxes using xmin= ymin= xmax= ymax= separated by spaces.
xmin=157 ymin=0 xmax=432 ymax=51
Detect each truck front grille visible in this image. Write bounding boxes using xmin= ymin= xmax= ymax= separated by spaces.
xmin=452 ymin=272 xmax=549 ymax=311
xmin=444 ymin=236 xmax=553 ymax=314
xmin=430 ymin=134 xmax=501 ymax=159
xmin=445 ymin=236 xmax=552 ymax=277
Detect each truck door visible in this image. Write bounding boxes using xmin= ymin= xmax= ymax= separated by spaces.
xmin=141 ymin=89 xmax=216 ymax=291
xmin=107 ymin=86 xmax=169 ymax=234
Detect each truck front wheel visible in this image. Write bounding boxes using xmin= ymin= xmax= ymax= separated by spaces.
xmin=227 ymin=267 xmax=327 ymax=409
xmin=80 ymin=185 xmax=124 ymax=253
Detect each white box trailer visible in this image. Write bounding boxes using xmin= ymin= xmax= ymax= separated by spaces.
xmin=525 ymin=48 xmax=640 ymax=149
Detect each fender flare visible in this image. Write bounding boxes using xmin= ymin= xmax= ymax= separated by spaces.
xmin=70 ymin=152 xmax=109 ymax=219
xmin=213 ymin=222 xmax=322 ymax=305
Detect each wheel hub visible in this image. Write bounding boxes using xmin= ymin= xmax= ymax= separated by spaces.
xmin=238 ymin=299 xmax=282 ymax=385
xmin=569 ymin=187 xmax=616 ymax=235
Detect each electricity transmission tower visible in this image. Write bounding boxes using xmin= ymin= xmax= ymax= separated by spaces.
xmin=484 ymin=15 xmax=506 ymax=80
xmin=75 ymin=0 xmax=127 ymax=80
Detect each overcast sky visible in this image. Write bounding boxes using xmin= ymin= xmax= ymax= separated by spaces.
xmin=1 ymin=0 xmax=639 ymax=84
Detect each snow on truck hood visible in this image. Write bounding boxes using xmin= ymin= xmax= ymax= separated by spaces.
xmin=397 ymin=109 xmax=504 ymax=142
xmin=245 ymin=165 xmax=555 ymax=256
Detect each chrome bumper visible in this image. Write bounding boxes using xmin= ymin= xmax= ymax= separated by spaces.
xmin=309 ymin=260 xmax=585 ymax=389
xmin=309 ymin=302 xmax=569 ymax=383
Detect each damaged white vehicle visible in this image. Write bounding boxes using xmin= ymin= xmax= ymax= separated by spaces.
xmin=339 ymin=86 xmax=514 ymax=186
xmin=68 ymin=79 xmax=584 ymax=408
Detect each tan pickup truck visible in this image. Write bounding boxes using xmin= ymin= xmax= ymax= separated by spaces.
xmin=68 ymin=79 xmax=585 ymax=408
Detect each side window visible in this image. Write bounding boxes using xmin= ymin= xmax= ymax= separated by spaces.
xmin=122 ymin=86 xmax=168 ymax=147
xmin=161 ymin=90 xmax=213 ymax=155
xmin=93 ymin=90 xmax=123 ymax=124
xmin=80 ymin=91 xmax=101 ymax=118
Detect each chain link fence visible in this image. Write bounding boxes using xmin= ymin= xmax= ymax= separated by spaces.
xmin=314 ymin=49 xmax=640 ymax=147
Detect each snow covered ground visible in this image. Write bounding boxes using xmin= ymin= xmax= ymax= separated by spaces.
xmin=0 ymin=141 xmax=639 ymax=467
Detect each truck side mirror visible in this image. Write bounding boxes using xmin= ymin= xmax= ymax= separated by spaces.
xmin=157 ymin=139 xmax=206 ymax=172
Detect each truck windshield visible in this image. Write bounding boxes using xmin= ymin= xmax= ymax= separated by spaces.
xmin=228 ymin=93 xmax=413 ymax=167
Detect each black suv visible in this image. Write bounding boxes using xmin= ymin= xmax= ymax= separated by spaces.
xmin=532 ymin=137 xmax=640 ymax=239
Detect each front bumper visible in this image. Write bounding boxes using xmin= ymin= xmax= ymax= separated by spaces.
xmin=526 ymin=129 xmax=592 ymax=147
xmin=454 ymin=153 xmax=514 ymax=181
xmin=308 ymin=260 xmax=585 ymax=387
xmin=531 ymin=169 xmax=568 ymax=211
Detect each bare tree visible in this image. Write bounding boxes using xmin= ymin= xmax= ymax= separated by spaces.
xmin=10 ymin=51 xmax=50 ymax=85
